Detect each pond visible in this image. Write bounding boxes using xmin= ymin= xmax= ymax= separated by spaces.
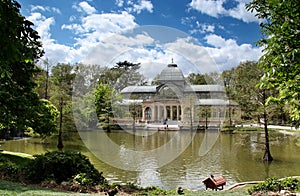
xmin=1 ymin=130 xmax=300 ymax=190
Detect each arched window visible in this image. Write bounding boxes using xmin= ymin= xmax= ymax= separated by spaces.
xmin=145 ymin=107 xmax=152 ymax=120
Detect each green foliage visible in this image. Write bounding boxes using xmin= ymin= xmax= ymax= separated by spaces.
xmin=281 ymin=177 xmax=300 ymax=192
xmin=24 ymin=151 xmax=107 ymax=185
xmin=30 ymin=99 xmax=59 ymax=137
xmin=0 ymin=0 xmax=44 ymax=134
xmin=0 ymin=0 xmax=43 ymax=71
xmin=123 ymin=182 xmax=140 ymax=190
xmin=73 ymin=173 xmax=94 ymax=187
xmin=246 ymin=0 xmax=300 ymax=121
xmin=224 ymin=61 xmax=264 ymax=121
xmin=0 ymin=153 xmax=31 ymax=181
xmin=187 ymin=73 xmax=208 ymax=85
xmin=186 ymin=72 xmax=218 ymax=85
xmin=0 ymin=162 xmax=19 ymax=180
xmin=72 ymin=92 xmax=99 ymax=129
xmin=50 ymin=63 xmax=77 ymax=133
xmin=97 ymin=61 xmax=146 ymax=92
xmin=95 ymin=83 xmax=122 ymax=131
xmin=221 ymin=61 xmax=290 ymax=124
xmin=248 ymin=177 xmax=300 ymax=194
xmin=139 ymin=186 xmax=168 ymax=195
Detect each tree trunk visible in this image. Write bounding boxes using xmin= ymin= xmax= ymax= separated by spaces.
xmin=262 ymin=91 xmax=273 ymax=162
xmin=262 ymin=119 xmax=273 ymax=162
xmin=57 ymin=97 xmax=64 ymax=150
xmin=106 ymin=115 xmax=111 ymax=133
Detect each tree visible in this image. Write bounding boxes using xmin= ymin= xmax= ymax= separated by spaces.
xmin=95 ymin=83 xmax=122 ymax=132
xmin=0 ymin=0 xmax=44 ymax=136
xmin=246 ymin=0 xmax=300 ymax=123
xmin=223 ymin=61 xmax=277 ymax=161
xmin=222 ymin=69 xmax=235 ymax=126
xmin=100 ymin=61 xmax=146 ymax=91
xmin=186 ymin=72 xmax=220 ymax=85
xmin=30 ymin=99 xmax=59 ymax=138
xmin=231 ymin=61 xmax=264 ymax=121
xmin=40 ymin=58 xmax=54 ymax=99
xmin=34 ymin=59 xmax=55 ymax=100
xmin=186 ymin=73 xmax=207 ymax=85
xmin=51 ymin=63 xmax=76 ymax=149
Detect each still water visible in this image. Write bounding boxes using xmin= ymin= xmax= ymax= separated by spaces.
xmin=1 ymin=130 xmax=300 ymax=190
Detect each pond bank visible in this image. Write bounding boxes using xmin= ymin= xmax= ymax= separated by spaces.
xmin=1 ymin=130 xmax=300 ymax=191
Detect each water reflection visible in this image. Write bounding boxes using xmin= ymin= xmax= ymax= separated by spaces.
xmin=79 ymin=130 xmax=197 ymax=171
xmin=1 ymin=131 xmax=300 ymax=190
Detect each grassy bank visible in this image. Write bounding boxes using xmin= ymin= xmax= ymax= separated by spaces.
xmin=0 ymin=179 xmax=88 ymax=196
xmin=0 ymin=150 xmax=251 ymax=195
xmin=0 ymin=179 xmax=249 ymax=196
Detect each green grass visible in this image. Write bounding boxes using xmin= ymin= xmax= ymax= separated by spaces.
xmin=0 ymin=151 xmax=33 ymax=166
xmin=1 ymin=151 xmax=33 ymax=159
xmin=234 ymin=126 xmax=264 ymax=132
xmin=0 ymin=180 xmax=91 ymax=196
xmin=175 ymin=187 xmax=249 ymax=196
xmin=0 ymin=179 xmax=249 ymax=196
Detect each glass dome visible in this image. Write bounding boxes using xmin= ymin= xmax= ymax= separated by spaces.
xmin=157 ymin=63 xmax=185 ymax=82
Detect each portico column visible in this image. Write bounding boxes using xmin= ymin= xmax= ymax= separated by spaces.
xmin=142 ymin=106 xmax=145 ymax=121
xmin=152 ymin=105 xmax=155 ymax=122
xmin=158 ymin=106 xmax=162 ymax=122
xmin=177 ymin=105 xmax=179 ymax=121
xmin=170 ymin=105 xmax=173 ymax=120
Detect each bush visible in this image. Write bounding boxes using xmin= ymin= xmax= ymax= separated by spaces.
xmin=24 ymin=151 xmax=107 ymax=185
xmin=139 ymin=186 xmax=167 ymax=195
xmin=0 ymin=153 xmax=31 ymax=181
xmin=0 ymin=163 xmax=20 ymax=180
xmin=73 ymin=173 xmax=94 ymax=187
xmin=248 ymin=177 xmax=300 ymax=194
xmin=281 ymin=177 xmax=300 ymax=191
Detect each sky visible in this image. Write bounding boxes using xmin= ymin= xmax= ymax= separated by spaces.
xmin=18 ymin=0 xmax=263 ymax=78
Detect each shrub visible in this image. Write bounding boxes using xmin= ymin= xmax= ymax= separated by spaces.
xmin=0 ymin=162 xmax=20 ymax=180
xmin=139 ymin=186 xmax=167 ymax=195
xmin=281 ymin=177 xmax=300 ymax=191
xmin=0 ymin=153 xmax=31 ymax=181
xmin=24 ymin=151 xmax=107 ymax=185
xmin=248 ymin=177 xmax=300 ymax=194
xmin=73 ymin=173 xmax=94 ymax=187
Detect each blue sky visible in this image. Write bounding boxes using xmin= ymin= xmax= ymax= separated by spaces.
xmin=18 ymin=0 xmax=262 ymax=77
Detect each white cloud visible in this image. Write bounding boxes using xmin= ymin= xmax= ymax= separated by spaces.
xmin=189 ymin=0 xmax=226 ymax=18
xmin=204 ymin=34 xmax=262 ymax=70
xmin=31 ymin=5 xmax=46 ymax=12
xmin=26 ymin=12 xmax=79 ymax=63
xmin=72 ymin=1 xmax=97 ymax=14
xmin=164 ymin=37 xmax=220 ymax=73
xmin=116 ymin=0 xmax=124 ymax=7
xmin=132 ymin=0 xmax=153 ymax=14
xmin=31 ymin=5 xmax=61 ymax=14
xmin=62 ymin=11 xmax=137 ymax=36
xmin=188 ymin=0 xmax=259 ymax=23
xmin=61 ymin=11 xmax=138 ymax=64
xmin=190 ymin=23 xmax=215 ymax=34
xmin=105 ymin=33 xmax=155 ymax=47
xmin=120 ymin=0 xmax=153 ymax=14
xmin=83 ymin=33 xmax=155 ymax=66
xmin=83 ymin=34 xmax=204 ymax=80
xmin=82 ymin=30 xmax=262 ymax=81
xmin=27 ymin=12 xmax=55 ymax=41
xmin=26 ymin=2 xmax=261 ymax=74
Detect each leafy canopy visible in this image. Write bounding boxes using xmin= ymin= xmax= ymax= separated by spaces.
xmin=0 ymin=0 xmax=44 ymax=132
xmin=246 ymin=0 xmax=300 ymax=121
